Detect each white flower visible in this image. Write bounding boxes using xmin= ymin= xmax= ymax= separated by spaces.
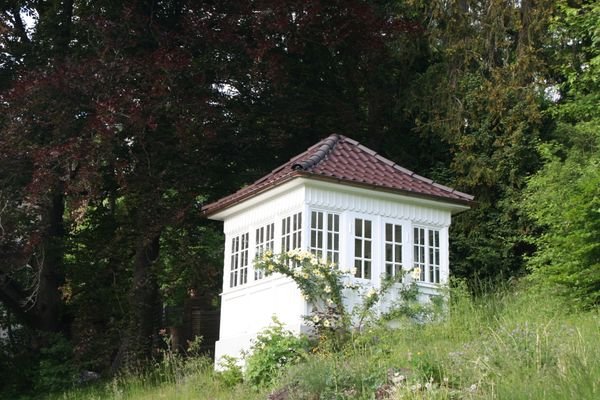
xmin=312 ymin=315 xmax=320 ymax=323
xmin=323 ymin=319 xmax=331 ymax=328
xmin=326 ymin=298 xmax=334 ymax=305
xmin=411 ymin=267 xmax=421 ymax=280
xmin=324 ymin=285 xmax=332 ymax=293
xmin=366 ymin=288 xmax=377 ymax=298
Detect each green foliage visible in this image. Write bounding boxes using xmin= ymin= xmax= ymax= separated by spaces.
xmin=217 ymin=356 xmax=244 ymax=388
xmin=522 ymin=0 xmax=600 ymax=308
xmin=35 ymin=334 xmax=78 ymax=393
xmin=244 ymin=318 xmax=311 ymax=389
xmin=278 ymin=283 xmax=600 ymax=400
xmin=523 ymin=124 xmax=600 ymax=307
xmin=42 ymin=283 xmax=600 ymax=400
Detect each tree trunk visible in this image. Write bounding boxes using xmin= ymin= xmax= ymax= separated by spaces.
xmin=111 ymin=232 xmax=161 ymax=373
xmin=0 ymin=191 xmax=66 ymax=334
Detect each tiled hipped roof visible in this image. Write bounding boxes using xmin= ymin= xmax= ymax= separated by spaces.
xmin=202 ymin=134 xmax=474 ymax=216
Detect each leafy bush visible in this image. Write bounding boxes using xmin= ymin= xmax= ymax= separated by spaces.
xmin=35 ymin=333 xmax=78 ymax=394
xmin=217 ymin=355 xmax=244 ymax=388
xmin=244 ymin=318 xmax=310 ymax=388
xmin=523 ymin=124 xmax=600 ymax=308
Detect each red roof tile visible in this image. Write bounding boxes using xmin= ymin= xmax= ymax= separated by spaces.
xmin=203 ymin=134 xmax=474 ymax=217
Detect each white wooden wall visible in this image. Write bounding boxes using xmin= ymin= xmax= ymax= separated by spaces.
xmin=213 ymin=179 xmax=458 ymax=366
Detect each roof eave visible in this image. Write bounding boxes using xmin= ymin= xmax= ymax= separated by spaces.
xmin=300 ymin=173 xmax=474 ymax=212
xmin=202 ymin=171 xmax=305 ymax=219
xmin=203 ymin=172 xmax=474 ymax=219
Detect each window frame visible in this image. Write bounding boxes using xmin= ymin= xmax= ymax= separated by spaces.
xmin=353 ymin=217 xmax=373 ymax=280
xmin=281 ymin=212 xmax=302 ymax=253
xmin=254 ymin=222 xmax=275 ymax=280
xmin=413 ymin=226 xmax=441 ymax=284
xmin=309 ymin=209 xmax=340 ymax=265
xmin=384 ymin=221 xmax=403 ymax=278
xmin=229 ymin=232 xmax=249 ymax=288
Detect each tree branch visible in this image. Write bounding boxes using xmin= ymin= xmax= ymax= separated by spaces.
xmin=11 ymin=6 xmax=31 ymax=45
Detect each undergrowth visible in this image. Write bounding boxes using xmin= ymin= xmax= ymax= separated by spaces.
xmin=45 ymin=282 xmax=598 ymax=400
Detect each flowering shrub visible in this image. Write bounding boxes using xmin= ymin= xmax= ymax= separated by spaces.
xmin=255 ymin=249 xmax=421 ymax=346
xmin=255 ymin=249 xmax=353 ymax=340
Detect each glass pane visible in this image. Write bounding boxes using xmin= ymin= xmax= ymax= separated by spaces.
xmin=385 ymin=243 xmax=393 ymax=262
xmin=355 ymin=239 xmax=362 ymax=257
xmin=333 ymin=215 xmax=339 ymax=230
xmin=429 ymin=230 xmax=433 ymax=246
xmin=395 ymin=225 xmax=402 ymax=241
xmin=386 ymin=263 xmax=393 ymax=277
xmin=386 ymin=223 xmax=392 ymax=241
xmin=334 ymin=235 xmax=339 ymax=250
xmin=318 ymin=213 xmax=323 ymax=229
xmin=414 ymin=246 xmax=419 ymax=262
xmin=395 ymin=264 xmax=402 ymax=277
xmin=364 ymin=240 xmax=372 ymax=259
xmin=395 ymin=245 xmax=402 ymax=262
xmin=354 ymin=260 xmax=362 ymax=278
xmin=311 ymin=231 xmax=316 ymax=247
xmin=355 ymin=219 xmax=362 ymax=237
xmin=364 ymin=261 xmax=371 ymax=279
xmin=365 ymin=220 xmax=372 ymax=238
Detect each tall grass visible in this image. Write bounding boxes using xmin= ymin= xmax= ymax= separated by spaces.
xmin=278 ymin=282 xmax=599 ymax=399
xmin=48 ymin=283 xmax=598 ymax=399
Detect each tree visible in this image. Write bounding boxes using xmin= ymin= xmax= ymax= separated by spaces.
xmin=396 ymin=0 xmax=555 ymax=283
xmin=522 ymin=0 xmax=599 ymax=307
xmin=1 ymin=0 xmax=421 ymax=375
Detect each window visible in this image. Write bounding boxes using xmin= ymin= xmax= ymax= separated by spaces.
xmin=354 ymin=218 xmax=372 ymax=279
xmin=413 ymin=227 xmax=440 ymax=283
xmin=255 ymin=223 xmax=274 ymax=280
xmin=414 ymin=227 xmax=425 ymax=281
xmin=230 ymin=232 xmax=249 ymax=288
xmin=385 ymin=223 xmax=402 ymax=277
xmin=282 ymin=212 xmax=302 ymax=252
xmin=310 ymin=211 xmax=340 ymax=264
xmin=429 ymin=230 xmax=440 ymax=283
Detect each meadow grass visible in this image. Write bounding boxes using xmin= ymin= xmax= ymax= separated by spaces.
xmin=48 ymin=284 xmax=599 ymax=399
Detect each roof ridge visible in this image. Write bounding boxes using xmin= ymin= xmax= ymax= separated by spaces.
xmin=292 ymin=134 xmax=340 ymax=171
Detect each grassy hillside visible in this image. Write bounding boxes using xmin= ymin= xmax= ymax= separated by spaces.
xmin=49 ymin=284 xmax=599 ymax=400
